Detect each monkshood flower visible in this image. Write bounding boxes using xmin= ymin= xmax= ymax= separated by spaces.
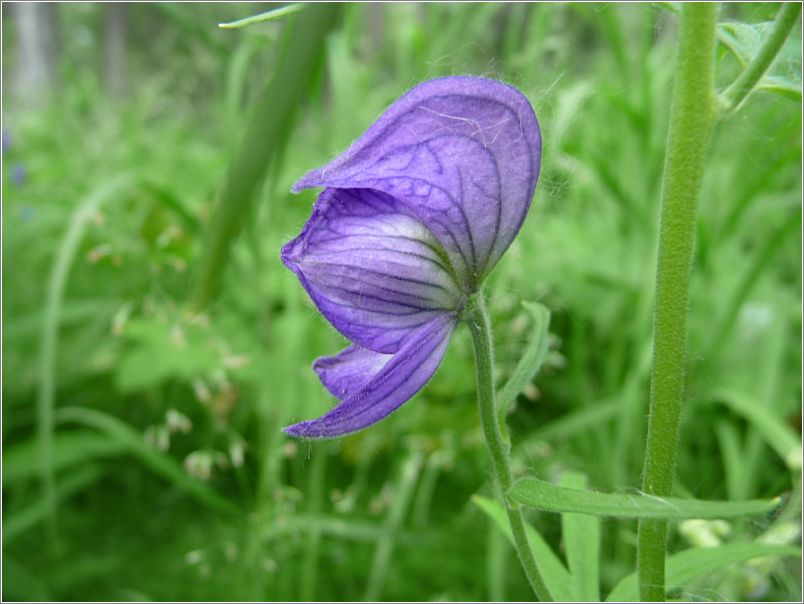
xmin=281 ymin=76 xmax=541 ymax=438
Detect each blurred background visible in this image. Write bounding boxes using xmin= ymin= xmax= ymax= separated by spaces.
xmin=2 ymin=2 xmax=801 ymax=601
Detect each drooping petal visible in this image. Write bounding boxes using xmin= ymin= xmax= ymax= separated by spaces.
xmin=313 ymin=344 xmax=392 ymax=399
xmin=282 ymin=187 xmax=462 ymax=354
xmin=284 ymin=313 xmax=456 ymax=438
xmin=292 ymin=76 xmax=541 ymax=287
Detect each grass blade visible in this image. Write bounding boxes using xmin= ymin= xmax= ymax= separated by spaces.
xmin=3 ymin=466 xmax=103 ymax=543
xmin=260 ymin=514 xmax=407 ymax=544
xmin=192 ymin=3 xmax=342 ymax=310
xmin=705 ymin=212 xmax=802 ymax=362
xmin=606 ymin=542 xmax=802 ymax=601
xmin=509 ymin=478 xmax=781 ymax=519
xmin=37 ymin=175 xmax=135 ymax=542
xmin=364 ymin=451 xmax=423 ymax=602
xmin=3 ymin=431 xmax=125 ymax=486
xmin=560 ymin=472 xmax=600 ymax=600
xmin=55 ymin=406 xmax=238 ymax=515
xmin=710 ymin=388 xmax=802 ymax=470
xmin=472 ymin=494 xmax=577 ymax=601
xmin=218 ymin=4 xmax=305 ymax=29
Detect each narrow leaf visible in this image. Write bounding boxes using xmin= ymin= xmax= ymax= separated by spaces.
xmin=218 ymin=4 xmax=305 ymax=29
xmin=194 ymin=3 xmax=342 ymax=310
xmin=4 ymin=466 xmax=102 ymax=542
xmin=472 ymin=495 xmax=577 ymax=601
xmin=606 ymin=542 xmax=801 ymax=601
xmin=498 ymin=301 xmax=551 ymax=420
xmin=261 ymin=514 xmax=404 ymax=544
xmin=560 ymin=473 xmax=600 ymax=601
xmin=758 ymin=75 xmax=803 ymax=101
xmin=55 ymin=406 xmax=238 ymax=514
xmin=509 ymin=478 xmax=781 ymax=519
xmin=710 ymin=388 xmax=802 ymax=471
xmin=38 ymin=175 xmax=136 ymax=538
xmin=3 ymin=431 xmax=125 ymax=486
xmin=718 ymin=21 xmax=776 ymax=66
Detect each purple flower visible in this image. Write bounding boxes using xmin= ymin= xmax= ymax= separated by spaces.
xmin=281 ymin=76 xmax=541 ymax=438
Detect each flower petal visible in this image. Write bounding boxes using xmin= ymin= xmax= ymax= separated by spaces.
xmin=282 ymin=187 xmax=462 ymax=354
xmin=292 ymin=76 xmax=541 ymax=286
xmin=313 ymin=344 xmax=392 ymax=399
xmin=284 ymin=314 xmax=456 ymax=438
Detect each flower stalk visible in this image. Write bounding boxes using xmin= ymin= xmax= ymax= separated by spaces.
xmin=637 ymin=4 xmax=719 ymax=601
xmin=465 ymin=292 xmax=553 ymax=602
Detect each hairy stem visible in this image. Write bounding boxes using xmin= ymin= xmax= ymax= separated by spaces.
xmin=465 ymin=293 xmax=553 ymax=602
xmin=637 ymin=4 xmax=719 ymax=601
xmin=720 ymin=2 xmax=802 ymax=113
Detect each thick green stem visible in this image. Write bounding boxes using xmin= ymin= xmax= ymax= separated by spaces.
xmin=720 ymin=3 xmax=802 ymax=113
xmin=637 ymin=4 xmax=718 ymax=601
xmin=465 ymin=293 xmax=553 ymax=602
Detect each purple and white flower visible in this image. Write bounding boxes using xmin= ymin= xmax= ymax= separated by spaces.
xmin=281 ymin=76 xmax=541 ymax=438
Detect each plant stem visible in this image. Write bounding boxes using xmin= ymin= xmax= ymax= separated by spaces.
xmin=720 ymin=2 xmax=802 ymax=113
xmin=637 ymin=4 xmax=718 ymax=601
xmin=465 ymin=293 xmax=553 ymax=602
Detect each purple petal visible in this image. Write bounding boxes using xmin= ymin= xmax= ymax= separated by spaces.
xmin=282 ymin=187 xmax=462 ymax=354
xmin=313 ymin=344 xmax=392 ymax=399
xmin=292 ymin=76 xmax=541 ymax=286
xmin=284 ymin=314 xmax=456 ymax=438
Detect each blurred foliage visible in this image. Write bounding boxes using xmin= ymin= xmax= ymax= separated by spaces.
xmin=2 ymin=2 xmax=801 ymax=601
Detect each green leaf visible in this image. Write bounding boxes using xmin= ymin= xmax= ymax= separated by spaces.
xmin=710 ymin=388 xmax=803 ymax=471
xmin=757 ymin=74 xmax=802 ymax=100
xmin=718 ymin=21 xmax=776 ymax=66
xmin=193 ymin=3 xmax=342 ymax=310
xmin=261 ymin=514 xmax=401 ymax=544
xmin=55 ymin=406 xmax=239 ymax=515
xmin=218 ymin=4 xmax=305 ymax=29
xmin=4 ymin=466 xmax=103 ymax=542
xmin=560 ymin=473 xmax=600 ymax=601
xmin=717 ymin=19 xmax=802 ymax=102
xmin=498 ymin=301 xmax=551 ymax=420
xmin=472 ymin=495 xmax=577 ymax=601
xmin=509 ymin=478 xmax=781 ymax=519
xmin=606 ymin=542 xmax=802 ymax=601
xmin=37 ymin=175 xmax=137 ymax=537
xmin=3 ymin=431 xmax=125 ymax=485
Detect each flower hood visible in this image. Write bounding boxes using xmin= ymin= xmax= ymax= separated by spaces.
xmin=281 ymin=76 xmax=541 ymax=438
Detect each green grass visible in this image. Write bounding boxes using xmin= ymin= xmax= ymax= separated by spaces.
xmin=3 ymin=3 xmax=801 ymax=601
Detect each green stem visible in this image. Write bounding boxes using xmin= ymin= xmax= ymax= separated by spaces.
xmin=637 ymin=4 xmax=718 ymax=601
xmin=720 ymin=2 xmax=802 ymax=113
xmin=465 ymin=293 xmax=553 ymax=602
